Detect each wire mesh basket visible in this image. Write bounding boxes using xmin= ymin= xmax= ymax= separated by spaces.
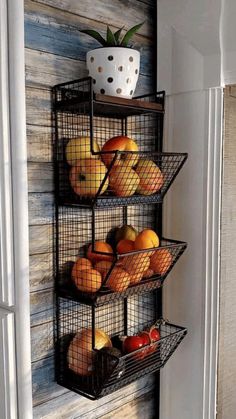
xmin=56 ymin=293 xmax=187 ymax=399
xmin=56 ymin=206 xmax=187 ymax=305
xmin=53 ymin=78 xmax=187 ymax=207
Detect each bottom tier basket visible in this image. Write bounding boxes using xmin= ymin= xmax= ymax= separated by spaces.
xmin=56 ymin=294 xmax=187 ymax=400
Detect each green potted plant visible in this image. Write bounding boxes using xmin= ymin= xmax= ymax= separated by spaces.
xmin=80 ymin=23 xmax=144 ymax=99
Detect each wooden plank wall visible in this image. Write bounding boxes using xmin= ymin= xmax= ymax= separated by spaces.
xmin=25 ymin=0 xmax=157 ymax=417
xmin=217 ymin=86 xmax=236 ymax=419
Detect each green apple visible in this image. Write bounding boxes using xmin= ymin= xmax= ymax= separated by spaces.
xmin=115 ymin=225 xmax=138 ymax=243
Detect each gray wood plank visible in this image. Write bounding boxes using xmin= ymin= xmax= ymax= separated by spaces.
xmin=29 ymin=224 xmax=53 ymax=255
xmin=26 ymin=87 xmax=52 ymax=127
xmin=33 ymin=369 xmax=154 ymax=418
xmin=99 ymin=390 xmax=155 ymax=419
xmin=30 ymin=252 xmax=53 ymax=291
xmin=27 ymin=124 xmax=53 ymax=162
xmin=32 ymin=356 xmax=68 ymax=406
xmin=28 ymin=192 xmax=54 ymax=225
xmin=28 ymin=162 xmax=53 ymax=193
xmin=25 ymin=48 xmax=152 ymax=96
xmin=30 ymin=0 xmax=155 ymax=38
xmin=25 ymin=0 xmax=154 ymax=77
xmin=25 ymin=48 xmax=87 ymax=88
xmin=31 ymin=289 xmax=54 ymax=326
xmin=31 ymin=320 xmax=54 ymax=362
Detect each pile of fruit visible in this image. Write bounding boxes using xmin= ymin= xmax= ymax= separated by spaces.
xmin=66 ymin=135 xmax=164 ymax=198
xmin=67 ymin=324 xmax=161 ymax=376
xmin=72 ymin=224 xmax=173 ymax=294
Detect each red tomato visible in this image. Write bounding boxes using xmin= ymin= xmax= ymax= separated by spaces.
xmin=139 ymin=331 xmax=151 ymax=346
xmin=123 ymin=336 xmax=144 ymax=354
xmin=150 ymin=328 xmax=160 ymax=342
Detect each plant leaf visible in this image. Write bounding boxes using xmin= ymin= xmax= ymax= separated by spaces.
xmin=80 ymin=29 xmax=107 ymax=46
xmin=120 ymin=22 xmax=145 ymax=47
xmin=106 ymin=26 xmax=117 ymax=46
xmin=114 ymin=27 xmax=124 ymax=45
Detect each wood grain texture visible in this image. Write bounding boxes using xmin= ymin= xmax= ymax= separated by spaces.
xmin=29 ymin=224 xmax=53 ymax=255
xmin=30 ymin=252 xmax=53 ymax=291
xmin=25 ymin=0 xmax=156 ymax=415
xmin=217 ymin=86 xmax=236 ymax=419
xmin=25 ymin=0 xmax=154 ymax=77
xmin=33 ymin=372 xmax=155 ymax=418
xmin=100 ymin=390 xmax=155 ymax=419
xmin=30 ymin=0 xmax=155 ymax=39
xmin=27 ymin=124 xmax=53 ymax=162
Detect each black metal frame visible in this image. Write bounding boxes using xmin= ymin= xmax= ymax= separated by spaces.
xmin=53 ymin=77 xmax=188 ymax=401
xmin=56 ymin=294 xmax=187 ymax=400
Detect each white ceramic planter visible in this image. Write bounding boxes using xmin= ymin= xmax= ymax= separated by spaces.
xmin=87 ymin=47 xmax=140 ymax=99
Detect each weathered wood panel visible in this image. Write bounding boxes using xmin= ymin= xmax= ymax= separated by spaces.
xmin=217 ymin=86 xmax=236 ymax=419
xmin=29 ymin=224 xmax=53 ymax=255
xmin=25 ymin=0 xmax=156 ymax=415
xmin=32 ymin=356 xmax=68 ymax=405
xmin=30 ymin=0 xmax=155 ymax=39
xmin=28 ymin=192 xmax=54 ymax=226
xmin=31 ymin=320 xmax=54 ymax=362
xmin=30 ymin=289 xmax=54 ymax=326
xmin=32 ymin=371 xmax=155 ymax=418
xmin=28 ymin=162 xmax=53 ymax=193
xmin=30 ymin=252 xmax=53 ymax=291
xmin=25 ymin=0 xmax=154 ymax=77
xmin=100 ymin=391 xmax=155 ymax=419
xmin=26 ymin=87 xmax=52 ymax=127
xmin=27 ymin=125 xmax=52 ymax=162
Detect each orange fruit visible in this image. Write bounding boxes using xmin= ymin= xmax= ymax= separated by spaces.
xmin=87 ymin=241 xmax=113 ymax=263
xmin=116 ymin=239 xmax=135 ymax=254
xmin=142 ymin=268 xmax=155 ymax=278
xmin=72 ymin=268 xmax=102 ymax=293
xmin=122 ymin=253 xmax=150 ymax=276
xmin=72 ymin=258 xmax=92 ymax=280
xmin=134 ymin=229 xmax=159 ymax=250
xmin=106 ymin=267 xmax=130 ymax=292
xmin=94 ymin=261 xmax=113 ymax=280
xmin=129 ymin=272 xmax=143 ymax=285
xmin=150 ymin=249 xmax=173 ymax=275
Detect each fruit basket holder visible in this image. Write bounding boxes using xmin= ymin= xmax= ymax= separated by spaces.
xmin=56 ymin=205 xmax=187 ymax=305
xmin=56 ymin=292 xmax=187 ymax=400
xmin=53 ymin=77 xmax=187 ymax=207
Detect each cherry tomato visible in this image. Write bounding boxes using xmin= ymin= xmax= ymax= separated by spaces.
xmin=150 ymin=327 xmax=160 ymax=342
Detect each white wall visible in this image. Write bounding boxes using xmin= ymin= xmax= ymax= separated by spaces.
xmin=157 ymin=1 xmax=224 ymax=418
xmin=161 ymin=89 xmax=209 ymax=419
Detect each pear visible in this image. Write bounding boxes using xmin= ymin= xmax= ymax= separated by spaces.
xmin=115 ymin=224 xmax=138 ymax=243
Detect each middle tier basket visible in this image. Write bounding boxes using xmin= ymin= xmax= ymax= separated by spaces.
xmin=56 ymin=205 xmax=187 ymax=306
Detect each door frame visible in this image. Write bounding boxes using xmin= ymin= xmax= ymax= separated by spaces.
xmin=0 ymin=0 xmax=32 ymax=417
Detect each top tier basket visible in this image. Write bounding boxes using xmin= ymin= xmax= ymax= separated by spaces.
xmin=53 ymin=77 xmax=187 ymax=208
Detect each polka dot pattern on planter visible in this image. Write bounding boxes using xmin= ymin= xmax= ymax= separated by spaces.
xmin=87 ymin=47 xmax=140 ymax=99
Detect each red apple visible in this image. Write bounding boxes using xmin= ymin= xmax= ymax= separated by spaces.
xmin=101 ymin=135 xmax=139 ymax=168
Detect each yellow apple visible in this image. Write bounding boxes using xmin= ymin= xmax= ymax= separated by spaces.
xmin=66 ymin=137 xmax=100 ymax=165
xmin=70 ymin=158 xmax=108 ymax=197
